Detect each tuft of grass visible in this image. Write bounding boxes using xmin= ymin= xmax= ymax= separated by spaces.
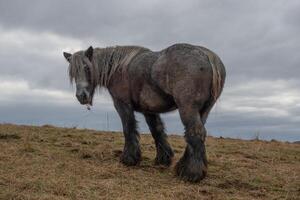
xmin=21 ymin=133 xmax=36 ymax=153
xmin=0 ymin=133 xmax=20 ymax=140
xmin=0 ymin=124 xmax=299 ymax=200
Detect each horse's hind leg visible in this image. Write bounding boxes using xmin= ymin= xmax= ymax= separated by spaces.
xmin=175 ymin=104 xmax=208 ymax=182
xmin=113 ymin=99 xmax=141 ymax=166
xmin=144 ymin=113 xmax=174 ymax=166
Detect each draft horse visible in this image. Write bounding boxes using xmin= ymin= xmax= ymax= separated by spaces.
xmin=63 ymin=43 xmax=226 ymax=182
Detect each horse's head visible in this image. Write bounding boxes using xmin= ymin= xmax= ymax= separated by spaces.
xmin=63 ymin=46 xmax=95 ymax=106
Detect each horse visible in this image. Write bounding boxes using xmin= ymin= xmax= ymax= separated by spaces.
xmin=63 ymin=43 xmax=226 ymax=182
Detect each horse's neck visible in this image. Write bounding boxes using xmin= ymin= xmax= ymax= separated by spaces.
xmin=96 ymin=46 xmax=144 ymax=70
xmin=93 ymin=46 xmax=146 ymax=87
xmin=93 ymin=46 xmax=127 ymax=87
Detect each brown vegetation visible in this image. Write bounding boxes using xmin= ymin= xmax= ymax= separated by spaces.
xmin=0 ymin=124 xmax=299 ymax=200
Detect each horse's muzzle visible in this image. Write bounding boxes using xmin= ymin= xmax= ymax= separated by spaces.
xmin=76 ymin=91 xmax=90 ymax=105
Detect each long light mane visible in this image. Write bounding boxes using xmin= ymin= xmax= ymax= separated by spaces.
xmin=68 ymin=46 xmax=148 ymax=87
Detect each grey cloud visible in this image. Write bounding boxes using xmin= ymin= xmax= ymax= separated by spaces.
xmin=0 ymin=49 xmax=69 ymax=90
xmin=1 ymin=1 xmax=299 ymax=81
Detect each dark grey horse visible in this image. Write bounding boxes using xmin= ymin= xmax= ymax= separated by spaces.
xmin=63 ymin=43 xmax=226 ymax=182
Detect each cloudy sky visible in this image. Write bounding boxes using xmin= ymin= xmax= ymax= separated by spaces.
xmin=0 ymin=0 xmax=299 ymax=141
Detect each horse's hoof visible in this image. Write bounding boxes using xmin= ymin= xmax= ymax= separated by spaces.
xmin=155 ymin=146 xmax=174 ymax=167
xmin=120 ymin=148 xmax=141 ymax=166
xmin=175 ymin=157 xmax=207 ymax=183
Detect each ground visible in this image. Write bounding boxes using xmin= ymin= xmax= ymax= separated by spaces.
xmin=0 ymin=124 xmax=299 ymax=200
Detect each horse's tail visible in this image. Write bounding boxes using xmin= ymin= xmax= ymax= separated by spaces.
xmin=197 ymin=47 xmax=226 ymax=124
xmin=199 ymin=47 xmax=226 ymax=101
xmin=209 ymin=53 xmax=226 ymax=101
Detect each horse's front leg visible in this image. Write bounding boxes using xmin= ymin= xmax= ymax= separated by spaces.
xmin=144 ymin=113 xmax=174 ymax=166
xmin=113 ymin=99 xmax=141 ymax=166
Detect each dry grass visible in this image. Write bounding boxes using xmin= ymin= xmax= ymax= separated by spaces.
xmin=0 ymin=124 xmax=299 ymax=200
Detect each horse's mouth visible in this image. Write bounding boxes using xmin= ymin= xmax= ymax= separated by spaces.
xmin=79 ymin=100 xmax=92 ymax=110
xmin=85 ymin=98 xmax=93 ymax=107
xmin=85 ymin=99 xmax=93 ymax=110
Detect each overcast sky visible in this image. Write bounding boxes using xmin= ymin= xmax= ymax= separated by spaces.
xmin=0 ymin=0 xmax=299 ymax=141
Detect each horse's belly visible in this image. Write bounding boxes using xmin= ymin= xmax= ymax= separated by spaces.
xmin=137 ymin=84 xmax=176 ymax=113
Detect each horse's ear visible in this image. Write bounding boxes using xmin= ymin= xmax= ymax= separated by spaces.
xmin=63 ymin=52 xmax=72 ymax=62
xmin=85 ymin=46 xmax=93 ymax=61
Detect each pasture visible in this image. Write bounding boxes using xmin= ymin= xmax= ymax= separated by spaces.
xmin=0 ymin=124 xmax=299 ymax=200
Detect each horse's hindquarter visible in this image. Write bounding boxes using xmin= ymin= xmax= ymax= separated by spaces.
xmin=151 ymin=44 xmax=214 ymax=105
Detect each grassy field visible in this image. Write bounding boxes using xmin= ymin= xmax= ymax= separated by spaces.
xmin=0 ymin=124 xmax=299 ymax=200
